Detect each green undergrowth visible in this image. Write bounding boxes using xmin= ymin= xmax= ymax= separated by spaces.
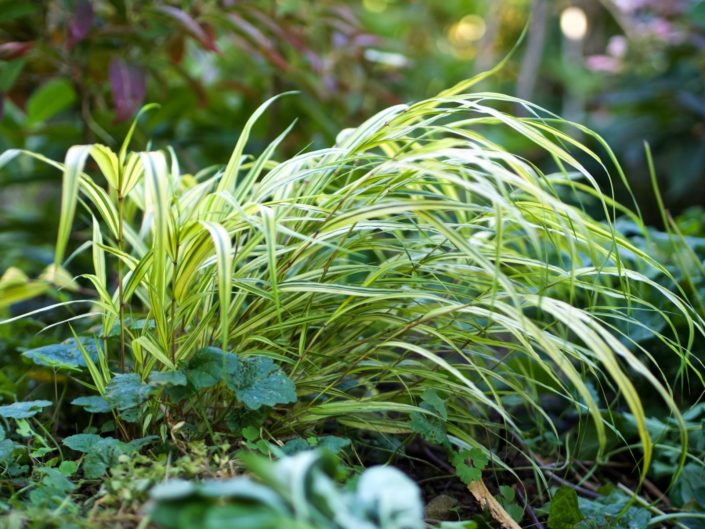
xmin=0 ymin=71 xmax=704 ymax=527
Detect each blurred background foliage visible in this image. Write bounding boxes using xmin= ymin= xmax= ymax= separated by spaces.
xmin=0 ymin=0 xmax=704 ymax=271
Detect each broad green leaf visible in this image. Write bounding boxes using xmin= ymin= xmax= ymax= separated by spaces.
xmin=26 ymin=78 xmax=77 ymax=125
xmin=71 ymin=396 xmax=111 ymax=413
xmin=0 ymin=400 xmax=52 ymax=419
xmin=63 ymin=433 xmax=103 ymax=453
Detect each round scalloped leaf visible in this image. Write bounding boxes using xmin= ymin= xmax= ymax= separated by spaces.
xmin=0 ymin=400 xmax=52 ymax=419
xmin=104 ymin=373 xmax=153 ymax=410
xmin=230 ymin=357 xmax=296 ymax=410
xmin=71 ymin=395 xmax=111 ymax=413
xmin=22 ymin=337 xmax=99 ymax=371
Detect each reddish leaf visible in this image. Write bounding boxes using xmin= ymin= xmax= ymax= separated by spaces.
xmin=168 ymin=35 xmax=186 ymax=64
xmin=155 ymin=6 xmax=218 ymax=52
xmin=0 ymin=42 xmax=33 ymax=61
xmin=67 ymin=0 xmax=94 ymax=49
xmin=109 ymin=58 xmax=146 ymax=122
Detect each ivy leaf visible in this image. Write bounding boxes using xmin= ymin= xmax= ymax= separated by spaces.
xmin=499 ymin=485 xmax=524 ymax=523
xmin=0 ymin=400 xmax=52 ymax=419
xmin=149 ymin=370 xmax=187 ymax=387
xmin=548 ymin=487 xmax=584 ymax=529
xmin=71 ymin=395 xmax=111 ymax=413
xmin=452 ymin=453 xmax=481 ymax=484
xmin=229 ymin=356 xmax=296 ymax=410
xmin=410 ymin=410 xmax=447 ymax=445
xmin=451 ymin=448 xmax=488 ymax=484
xmin=410 ymin=389 xmax=448 ymax=445
xmin=419 ymin=389 xmax=447 ymax=420
xmin=22 ymin=337 xmax=99 ymax=371
xmin=467 ymin=447 xmax=488 ymax=469
xmin=185 ymin=347 xmax=239 ymax=390
xmin=104 ymin=373 xmax=153 ymax=410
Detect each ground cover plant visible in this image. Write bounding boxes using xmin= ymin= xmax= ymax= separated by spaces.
xmin=1 ymin=68 xmax=705 ymax=528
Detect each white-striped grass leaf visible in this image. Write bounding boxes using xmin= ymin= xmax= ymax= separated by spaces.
xmin=118 ymin=103 xmax=159 ymax=166
xmin=133 ymin=335 xmax=175 ymax=370
xmin=217 ymin=92 xmax=295 ymax=197
xmin=91 ymin=216 xmax=107 ymax=290
xmin=89 ymin=145 xmax=120 ymax=190
xmin=55 ymin=145 xmax=93 ymax=267
xmin=142 ymin=151 xmax=171 ymax=349
xmin=200 ymin=221 xmax=233 ymax=351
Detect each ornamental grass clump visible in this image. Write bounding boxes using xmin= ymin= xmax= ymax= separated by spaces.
xmin=2 ymin=74 xmax=702 ymax=479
